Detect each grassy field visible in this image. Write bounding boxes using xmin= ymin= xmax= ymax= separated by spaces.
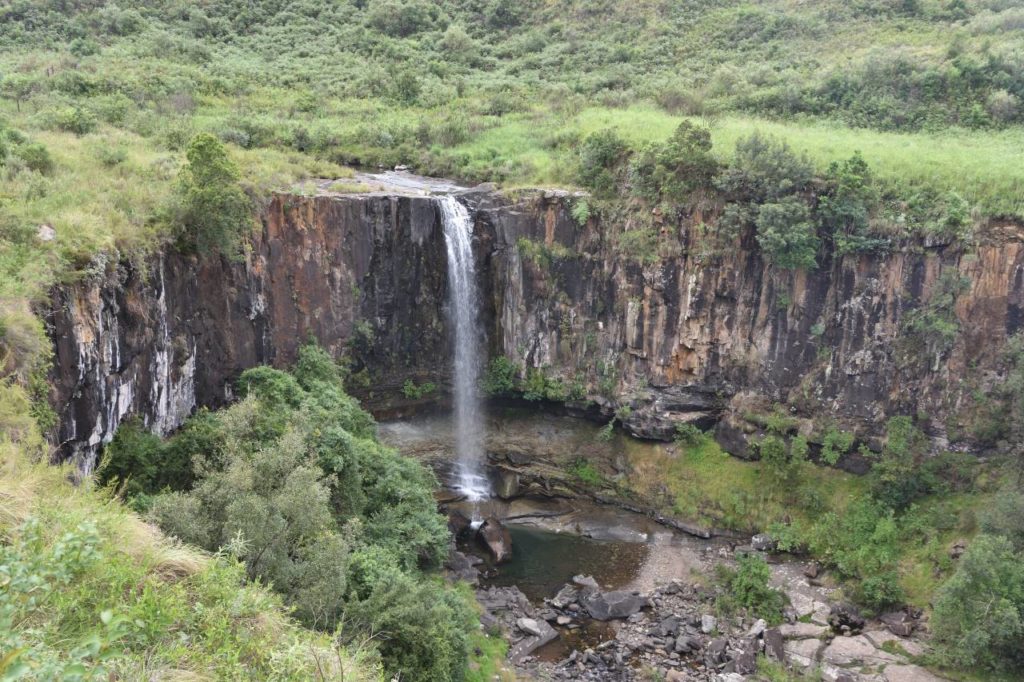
xmin=458 ymin=106 xmax=1024 ymax=217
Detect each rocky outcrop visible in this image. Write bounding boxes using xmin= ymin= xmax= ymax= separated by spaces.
xmin=46 ymin=181 xmax=1024 ymax=467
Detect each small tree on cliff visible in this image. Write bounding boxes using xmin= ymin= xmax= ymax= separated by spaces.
xmin=174 ymin=133 xmax=252 ymax=257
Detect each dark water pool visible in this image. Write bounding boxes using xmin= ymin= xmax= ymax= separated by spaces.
xmin=470 ymin=525 xmax=650 ymax=602
xmin=463 ymin=524 xmax=650 ymax=661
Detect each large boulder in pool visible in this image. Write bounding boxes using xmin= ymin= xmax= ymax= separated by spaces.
xmin=476 ymin=517 xmax=513 ymax=564
xmin=581 ymin=590 xmax=648 ymax=621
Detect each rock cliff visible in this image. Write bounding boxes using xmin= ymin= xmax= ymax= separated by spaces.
xmin=45 ymin=182 xmax=1024 ymax=469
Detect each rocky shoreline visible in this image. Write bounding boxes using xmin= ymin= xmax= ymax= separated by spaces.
xmin=450 ymin=529 xmax=943 ymax=682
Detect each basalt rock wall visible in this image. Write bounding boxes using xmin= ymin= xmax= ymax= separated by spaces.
xmin=483 ymin=194 xmax=1024 ymax=451
xmin=47 ymin=192 xmax=455 ymax=469
xmin=47 ymin=187 xmax=1024 ymax=468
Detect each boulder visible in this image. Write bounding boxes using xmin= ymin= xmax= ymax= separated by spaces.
xmin=582 ymin=590 xmax=648 ymax=621
xmin=764 ymin=627 xmax=785 ymax=661
xmin=751 ymin=533 xmax=777 ymax=552
xmin=704 ymin=637 xmax=729 ymax=668
xmin=447 ymin=509 xmax=472 ymax=538
xmin=675 ymin=635 xmax=701 ymax=653
xmin=785 ymin=638 xmax=823 ymax=669
xmin=880 ymin=610 xmax=916 ymax=637
xmin=508 ymin=617 xmax=557 ymax=664
xmin=822 ymin=635 xmax=898 ymax=667
xmin=828 ymin=603 xmax=865 ymax=635
xmin=492 ymin=468 xmax=520 ymax=499
xmin=573 ymin=574 xmax=600 ymax=591
xmin=746 ymin=618 xmax=767 ymax=638
xmin=657 ymin=616 xmax=681 ymax=638
xmin=779 ymin=622 xmax=828 ymax=639
xmin=701 ymin=614 xmax=718 ymax=634
xmin=551 ymin=584 xmax=579 ymax=609
xmin=735 ymin=637 xmax=760 ymax=674
xmin=476 ymin=517 xmax=512 ymax=564
xmin=516 ymin=617 xmax=543 ymax=637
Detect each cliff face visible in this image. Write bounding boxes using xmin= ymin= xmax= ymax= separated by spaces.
xmin=47 ymin=186 xmax=1024 ymax=469
xmin=47 ymin=192 xmax=455 ymax=469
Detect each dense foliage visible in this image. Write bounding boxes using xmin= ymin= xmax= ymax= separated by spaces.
xmin=98 ymin=343 xmax=471 ymax=682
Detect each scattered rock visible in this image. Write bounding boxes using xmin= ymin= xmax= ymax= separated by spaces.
xmin=764 ymin=627 xmax=785 ymax=661
xmin=751 ymin=533 xmax=776 ymax=552
xmin=556 ymin=615 xmax=571 ymax=626
xmin=746 ymin=618 xmax=767 ymax=638
xmin=701 ymin=614 xmax=718 ymax=634
xmin=36 ymin=224 xmax=56 ymax=242
xmin=880 ymin=611 xmax=916 ymax=637
xmin=828 ymin=603 xmax=865 ymax=635
xmin=517 ymin=617 xmax=543 ymax=637
xmin=582 ymin=590 xmax=648 ymax=621
xmin=476 ymin=517 xmax=512 ymax=564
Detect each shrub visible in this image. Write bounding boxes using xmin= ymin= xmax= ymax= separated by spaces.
xmin=172 ymin=133 xmax=252 ymax=257
xmin=402 ymin=379 xmax=436 ymax=399
xmin=482 ymin=356 xmax=519 ymax=395
xmin=577 ymin=128 xmax=629 ymax=196
xmin=868 ymin=416 xmax=931 ymax=510
xmin=818 ymin=152 xmax=888 ymax=254
xmin=56 ymin=107 xmax=98 ymax=135
xmin=932 ymin=534 xmax=1024 ymax=672
xmin=631 ymin=121 xmax=718 ymax=201
xmin=716 ymin=554 xmax=786 ymax=624
xmin=675 ymin=423 xmax=707 ymax=447
xmin=755 ymin=196 xmax=818 ymax=269
xmin=820 ymin=428 xmax=855 ymax=465
xmin=96 ymin=418 xmax=192 ymax=501
xmin=805 ymin=498 xmax=905 ymax=612
xmin=13 ymin=142 xmax=53 ymax=175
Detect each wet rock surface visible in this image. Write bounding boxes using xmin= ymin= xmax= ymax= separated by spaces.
xmin=466 ymin=539 xmax=941 ymax=681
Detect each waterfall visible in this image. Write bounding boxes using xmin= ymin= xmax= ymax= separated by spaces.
xmin=438 ymin=195 xmax=489 ymax=501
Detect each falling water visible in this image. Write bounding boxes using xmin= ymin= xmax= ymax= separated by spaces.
xmin=438 ymin=195 xmax=489 ymax=502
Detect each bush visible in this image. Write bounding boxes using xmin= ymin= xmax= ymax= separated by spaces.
xmin=142 ymin=346 xmax=457 ymax=678
xmin=13 ymin=142 xmax=53 ymax=175
xmin=820 ymin=428 xmax=855 ymax=465
xmin=818 ymin=153 xmax=888 ymax=254
xmin=932 ymin=534 xmax=1024 ymax=672
xmin=172 ymin=133 xmax=252 ymax=257
xmin=96 ymin=418 xmax=192 ymax=501
xmin=482 ymin=356 xmax=519 ymax=395
xmin=868 ymin=416 xmax=931 ymax=510
xmin=754 ymin=196 xmax=818 ymax=269
xmin=716 ymin=554 xmax=786 ymax=624
xmin=56 ymin=107 xmax=98 ymax=135
xmin=577 ymin=128 xmax=629 ymax=196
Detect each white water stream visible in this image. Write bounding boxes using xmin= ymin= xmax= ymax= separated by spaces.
xmin=437 ymin=195 xmax=490 ymax=502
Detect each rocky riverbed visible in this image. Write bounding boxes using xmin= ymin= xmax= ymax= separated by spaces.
xmin=382 ymin=415 xmax=945 ymax=681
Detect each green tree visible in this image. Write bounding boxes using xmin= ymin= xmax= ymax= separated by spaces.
xmin=932 ymin=535 xmax=1024 ymax=672
xmin=174 ymin=133 xmax=252 ymax=257
xmin=818 ymin=152 xmax=887 ymax=254
xmin=755 ymin=196 xmax=818 ymax=269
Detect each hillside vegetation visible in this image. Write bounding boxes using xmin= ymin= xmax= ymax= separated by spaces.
xmin=3 ymin=1 xmax=1024 ymax=679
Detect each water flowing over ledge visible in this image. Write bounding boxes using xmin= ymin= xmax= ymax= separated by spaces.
xmin=438 ymin=195 xmax=489 ymax=502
